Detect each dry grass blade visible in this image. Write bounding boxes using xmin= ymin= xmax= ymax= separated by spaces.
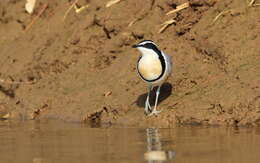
xmin=158 ymin=19 xmax=176 ymax=33
xmin=128 ymin=18 xmax=139 ymax=27
xmin=74 ymin=4 xmax=89 ymax=13
xmin=106 ymin=0 xmax=121 ymax=8
xmin=166 ymin=2 xmax=189 ymax=15
xmin=63 ymin=0 xmax=78 ymax=21
xmin=212 ymin=10 xmax=231 ymax=24
xmin=248 ymin=0 xmax=255 ymax=6
xmin=2 ymin=113 xmax=10 ymax=119
xmin=63 ymin=0 xmax=89 ymax=21
xmin=25 ymin=0 xmax=37 ymax=14
xmin=104 ymin=91 xmax=112 ymax=97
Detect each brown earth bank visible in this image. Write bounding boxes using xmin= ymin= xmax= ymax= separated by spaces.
xmin=0 ymin=0 xmax=259 ymax=127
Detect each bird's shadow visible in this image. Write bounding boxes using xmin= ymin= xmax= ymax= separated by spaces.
xmin=136 ymin=82 xmax=172 ymax=108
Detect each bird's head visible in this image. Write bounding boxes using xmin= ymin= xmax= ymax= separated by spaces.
xmin=132 ymin=40 xmax=161 ymax=56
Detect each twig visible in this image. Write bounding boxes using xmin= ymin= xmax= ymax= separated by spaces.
xmin=106 ymin=0 xmax=122 ymax=8
xmin=158 ymin=19 xmax=176 ymax=33
xmin=166 ymin=2 xmax=189 ymax=15
xmin=24 ymin=3 xmax=48 ymax=32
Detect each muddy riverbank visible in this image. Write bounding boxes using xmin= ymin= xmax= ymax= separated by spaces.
xmin=0 ymin=0 xmax=259 ymax=127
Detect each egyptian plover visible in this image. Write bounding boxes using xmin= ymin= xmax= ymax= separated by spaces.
xmin=132 ymin=40 xmax=172 ymax=116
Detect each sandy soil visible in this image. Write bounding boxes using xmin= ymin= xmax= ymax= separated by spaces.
xmin=0 ymin=0 xmax=259 ymax=127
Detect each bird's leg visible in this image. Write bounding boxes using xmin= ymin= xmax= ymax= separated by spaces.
xmin=149 ymin=85 xmax=162 ymax=116
xmin=144 ymin=85 xmax=152 ymax=114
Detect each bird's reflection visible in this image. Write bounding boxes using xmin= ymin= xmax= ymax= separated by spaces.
xmin=144 ymin=128 xmax=175 ymax=162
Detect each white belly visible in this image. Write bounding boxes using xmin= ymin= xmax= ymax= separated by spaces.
xmin=138 ymin=56 xmax=162 ymax=81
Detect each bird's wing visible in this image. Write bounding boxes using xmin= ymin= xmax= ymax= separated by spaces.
xmin=162 ymin=51 xmax=172 ymax=74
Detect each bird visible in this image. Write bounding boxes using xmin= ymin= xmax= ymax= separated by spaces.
xmin=132 ymin=40 xmax=172 ymax=116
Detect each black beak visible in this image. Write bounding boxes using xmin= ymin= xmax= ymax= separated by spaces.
xmin=132 ymin=44 xmax=138 ymax=48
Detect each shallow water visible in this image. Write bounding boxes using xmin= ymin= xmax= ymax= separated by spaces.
xmin=0 ymin=120 xmax=260 ymax=163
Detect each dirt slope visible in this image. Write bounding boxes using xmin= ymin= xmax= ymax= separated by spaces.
xmin=0 ymin=0 xmax=259 ymax=127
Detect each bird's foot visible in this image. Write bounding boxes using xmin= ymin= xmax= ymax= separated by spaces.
xmin=147 ymin=109 xmax=162 ymax=116
xmin=144 ymin=102 xmax=152 ymax=115
xmin=144 ymin=107 xmax=152 ymax=115
xmin=144 ymin=107 xmax=150 ymax=115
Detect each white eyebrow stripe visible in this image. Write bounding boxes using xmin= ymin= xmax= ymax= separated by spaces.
xmin=138 ymin=41 xmax=155 ymax=46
